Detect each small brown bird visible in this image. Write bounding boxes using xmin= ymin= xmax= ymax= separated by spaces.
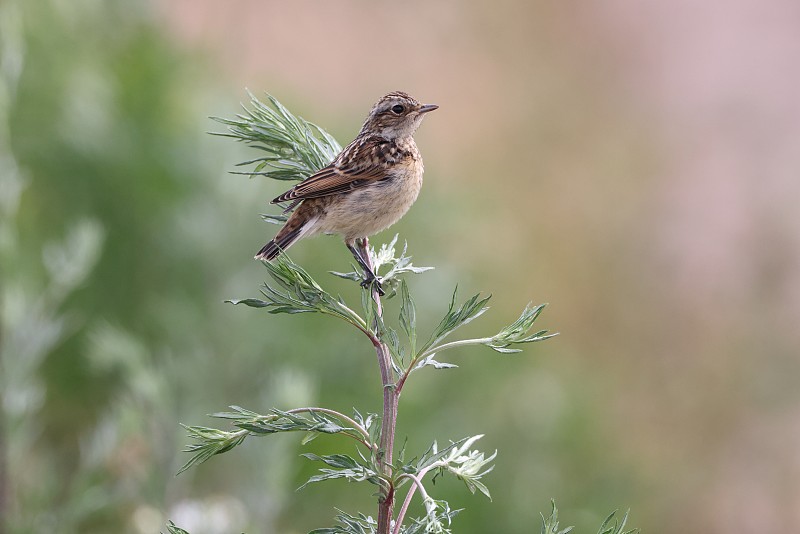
xmin=255 ymin=91 xmax=438 ymax=292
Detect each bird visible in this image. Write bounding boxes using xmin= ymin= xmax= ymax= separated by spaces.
xmin=254 ymin=91 xmax=438 ymax=294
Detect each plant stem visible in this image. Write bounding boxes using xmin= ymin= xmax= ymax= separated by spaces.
xmin=421 ymin=337 xmax=493 ymax=358
xmin=392 ymin=468 xmax=437 ymax=534
xmin=357 ymin=238 xmax=398 ymax=534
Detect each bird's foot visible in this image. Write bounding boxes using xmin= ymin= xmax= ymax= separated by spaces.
xmin=360 ymin=275 xmax=385 ymax=296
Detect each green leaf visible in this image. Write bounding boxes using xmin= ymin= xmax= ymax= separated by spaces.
xmin=212 ymin=92 xmax=344 ymax=230
xmin=486 ymin=303 xmax=556 ymax=353
xmin=419 ymin=288 xmax=491 ymax=354
xmin=177 ymin=425 xmax=247 ymax=474
xmin=211 ymin=91 xmax=341 ymax=184
xmin=179 ymin=407 xmax=371 ymax=474
xmin=329 ymin=269 xmax=362 ymax=282
xmin=489 ymin=346 xmax=523 ymax=354
xmin=437 ymin=436 xmax=496 ymax=501
xmin=303 ymin=452 xmax=361 ymax=469
xmin=398 ymin=507 xmax=462 ymax=534
xmin=413 ymin=355 xmax=458 ymax=371
xmin=228 ymin=255 xmax=368 ymax=334
xmin=361 ymin=281 xmax=378 ymax=329
xmin=301 ymin=431 xmax=319 ymax=445
xmin=352 ymin=409 xmax=378 ymax=435
xmin=300 ymin=453 xmax=381 ymax=489
xmin=372 ymin=236 xmax=434 ymax=291
xmin=162 ymin=521 xmax=191 ymax=534
xmin=225 ymin=297 xmax=270 ymax=308
xmin=540 ymin=500 xmax=574 ymax=534
xmin=399 ymin=279 xmax=417 ymax=355
xmin=409 ymin=497 xmax=458 ymax=534
xmin=597 ymin=509 xmax=638 ymax=534
xmin=308 ymin=510 xmax=377 ymax=534
xmin=231 ymin=408 xmax=350 ymax=435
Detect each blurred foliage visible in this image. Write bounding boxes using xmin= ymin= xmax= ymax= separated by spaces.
xmin=1 ymin=0 xmax=310 ymax=532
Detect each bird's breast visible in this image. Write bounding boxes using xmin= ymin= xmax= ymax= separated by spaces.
xmin=318 ymin=157 xmax=424 ymax=241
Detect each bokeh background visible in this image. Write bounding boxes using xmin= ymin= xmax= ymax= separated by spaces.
xmin=2 ymin=0 xmax=800 ymax=532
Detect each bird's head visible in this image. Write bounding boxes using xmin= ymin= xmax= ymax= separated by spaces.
xmin=359 ymin=91 xmax=438 ymax=140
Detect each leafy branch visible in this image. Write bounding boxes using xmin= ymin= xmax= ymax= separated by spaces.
xmin=393 ymin=435 xmax=495 ymax=534
xmin=397 ymin=290 xmax=556 ymax=391
xmin=179 ymin=406 xmax=376 ymax=475
xmin=163 ymin=521 xmax=190 ymax=534
xmin=227 ymin=255 xmax=372 ymax=340
xmin=211 ymin=91 xmax=341 ymax=182
xmin=540 ymin=501 xmax=639 ymax=534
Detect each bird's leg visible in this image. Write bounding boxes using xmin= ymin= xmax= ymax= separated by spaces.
xmin=347 ymin=239 xmax=385 ymax=296
xmin=357 ymin=238 xmax=386 ymax=296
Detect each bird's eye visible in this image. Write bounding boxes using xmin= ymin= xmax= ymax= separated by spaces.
xmin=391 ymin=104 xmax=405 ymax=114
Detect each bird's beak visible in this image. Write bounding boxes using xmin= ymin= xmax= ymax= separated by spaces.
xmin=418 ymin=104 xmax=439 ymax=114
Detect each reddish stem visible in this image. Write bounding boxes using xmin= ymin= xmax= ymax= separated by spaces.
xmin=357 ymin=238 xmax=398 ymax=534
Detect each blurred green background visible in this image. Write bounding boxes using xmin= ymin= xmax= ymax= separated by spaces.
xmin=2 ymin=0 xmax=800 ymax=532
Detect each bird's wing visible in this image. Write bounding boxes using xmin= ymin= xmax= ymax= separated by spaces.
xmin=271 ymin=139 xmax=388 ymax=203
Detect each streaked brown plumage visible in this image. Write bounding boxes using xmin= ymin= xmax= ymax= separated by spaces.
xmin=255 ymin=91 xmax=437 ymax=291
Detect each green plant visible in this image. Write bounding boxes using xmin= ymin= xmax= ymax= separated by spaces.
xmin=172 ymin=93 xmax=636 ymax=534
xmin=540 ymin=501 xmax=637 ymax=534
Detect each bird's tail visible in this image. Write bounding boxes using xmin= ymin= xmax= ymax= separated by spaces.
xmin=255 ymin=208 xmax=322 ymax=261
xmin=254 ymin=226 xmax=303 ymax=261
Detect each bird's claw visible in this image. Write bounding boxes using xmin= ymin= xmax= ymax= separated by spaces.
xmin=361 ymin=276 xmax=385 ymax=296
